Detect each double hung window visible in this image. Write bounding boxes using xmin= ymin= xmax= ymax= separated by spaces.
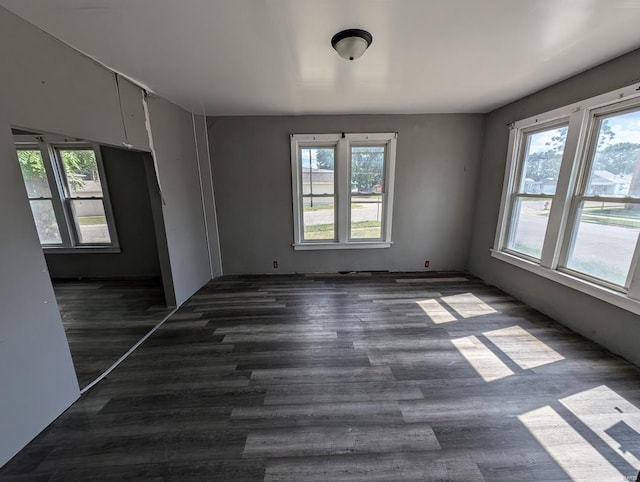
xmin=564 ymin=106 xmax=640 ymax=287
xmin=505 ymin=123 xmax=568 ymax=259
xmin=494 ymin=83 xmax=640 ymax=312
xmin=15 ymin=134 xmax=118 ymax=251
xmin=290 ymin=133 xmax=397 ymax=249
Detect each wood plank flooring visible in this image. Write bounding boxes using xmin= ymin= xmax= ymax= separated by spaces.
xmin=52 ymin=278 xmax=172 ymax=387
xmin=3 ymin=272 xmax=640 ymax=481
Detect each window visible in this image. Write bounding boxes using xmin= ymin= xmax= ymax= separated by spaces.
xmin=565 ymin=107 xmax=640 ymax=286
xmin=505 ymin=123 xmax=568 ymax=259
xmin=290 ymin=133 xmax=397 ymax=249
xmin=15 ymin=134 xmax=118 ymax=252
xmin=494 ymin=82 xmax=640 ymax=314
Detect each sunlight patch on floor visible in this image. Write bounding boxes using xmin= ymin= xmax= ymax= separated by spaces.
xmin=519 ymin=405 xmax=625 ymax=481
xmin=451 ymin=335 xmax=514 ymax=382
xmin=561 ymin=385 xmax=640 ymax=472
xmin=416 ymin=299 xmax=456 ymax=324
xmin=440 ymin=293 xmax=496 ymax=319
xmin=483 ymin=325 xmax=564 ymax=369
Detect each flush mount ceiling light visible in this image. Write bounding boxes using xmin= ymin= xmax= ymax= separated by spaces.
xmin=331 ymin=28 xmax=373 ymax=61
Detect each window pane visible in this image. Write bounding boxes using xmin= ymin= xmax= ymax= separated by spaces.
xmin=17 ymin=149 xmax=52 ymax=198
xmin=508 ymin=197 xmax=553 ymax=258
xmin=59 ymin=149 xmax=103 ymax=197
xmin=29 ymin=200 xmax=62 ymax=244
xmin=586 ymin=110 xmax=640 ymax=198
xmin=351 ymin=195 xmax=383 ymax=239
xmin=71 ymin=199 xmax=111 ymax=244
xmin=300 ymin=148 xmax=334 ymax=195
xmin=566 ymin=201 xmax=640 ymax=285
xmin=519 ymin=126 xmax=568 ymax=195
xmin=351 ymin=146 xmax=385 ymax=193
xmin=302 ymin=196 xmax=335 ymax=240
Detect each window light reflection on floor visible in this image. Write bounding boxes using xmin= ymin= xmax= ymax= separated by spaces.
xmin=440 ymin=293 xmax=497 ymax=319
xmin=451 ymin=335 xmax=514 ymax=382
xmin=452 ymin=325 xmax=564 ymax=382
xmin=519 ymin=405 xmax=627 ymax=481
xmin=483 ymin=325 xmax=564 ymax=370
xmin=561 ymin=385 xmax=640 ymax=472
xmin=416 ymin=298 xmax=456 ymax=324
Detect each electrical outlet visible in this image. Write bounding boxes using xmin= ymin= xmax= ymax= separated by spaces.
xmin=273 ymin=261 xmax=279 ymax=269
xmin=424 ymin=260 xmax=430 ymax=268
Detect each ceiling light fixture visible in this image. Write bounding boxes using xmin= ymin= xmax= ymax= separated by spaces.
xmin=331 ymin=28 xmax=373 ymax=61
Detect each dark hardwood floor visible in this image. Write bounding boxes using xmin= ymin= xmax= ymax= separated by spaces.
xmin=3 ymin=272 xmax=640 ymax=481
xmin=52 ymin=278 xmax=172 ymax=388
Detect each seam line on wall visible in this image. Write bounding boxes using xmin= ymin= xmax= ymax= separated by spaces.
xmin=192 ymin=113 xmax=214 ymax=279
xmin=141 ymin=91 xmax=165 ymax=205
xmin=202 ymin=117 xmax=223 ymax=277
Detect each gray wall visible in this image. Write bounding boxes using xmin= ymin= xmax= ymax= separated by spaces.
xmin=208 ymin=115 xmax=485 ymax=275
xmin=0 ymin=6 xmax=214 ymax=465
xmin=468 ymin=48 xmax=640 ymax=367
xmin=146 ymin=97 xmax=211 ymax=306
xmin=0 ymin=120 xmax=79 ymax=469
xmin=45 ymin=146 xmax=161 ymax=279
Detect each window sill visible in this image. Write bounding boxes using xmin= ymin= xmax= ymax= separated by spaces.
xmin=43 ymin=246 xmax=121 ymax=255
xmin=293 ymin=242 xmax=392 ymax=251
xmin=490 ymin=249 xmax=640 ymax=316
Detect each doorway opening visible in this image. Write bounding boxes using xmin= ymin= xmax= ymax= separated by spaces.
xmin=13 ymin=128 xmax=175 ymax=388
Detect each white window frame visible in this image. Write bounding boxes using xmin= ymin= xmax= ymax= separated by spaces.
xmin=493 ymin=82 xmax=640 ymax=315
xmin=290 ymin=132 xmax=397 ymax=250
xmin=499 ymin=118 xmax=571 ymax=263
xmin=15 ymin=134 xmax=120 ymax=254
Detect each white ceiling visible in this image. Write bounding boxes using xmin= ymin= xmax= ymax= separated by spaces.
xmin=3 ymin=0 xmax=640 ymax=116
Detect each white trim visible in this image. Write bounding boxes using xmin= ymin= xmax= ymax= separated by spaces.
xmin=539 ymin=111 xmax=586 ymax=269
xmin=39 ymin=140 xmax=73 ymax=246
xmin=494 ymin=126 xmax=519 ymax=250
xmin=346 ymin=133 xmax=398 ymax=142
xmin=290 ymin=132 xmax=397 ymax=250
xmin=290 ymin=136 xmax=304 ymax=245
xmin=491 ymin=249 xmax=640 ymax=316
xmin=292 ymin=133 xmax=342 ymax=143
xmin=44 ymin=246 xmax=121 ymax=255
xmin=512 ymin=83 xmax=640 ymax=130
xmin=293 ymin=242 xmax=392 ymax=251
xmin=627 ymin=237 xmax=640 ymax=299
xmin=337 ymin=138 xmax=349 ymax=243
xmin=384 ymin=134 xmax=397 ymax=242
xmin=91 ymin=143 xmax=120 ymax=249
